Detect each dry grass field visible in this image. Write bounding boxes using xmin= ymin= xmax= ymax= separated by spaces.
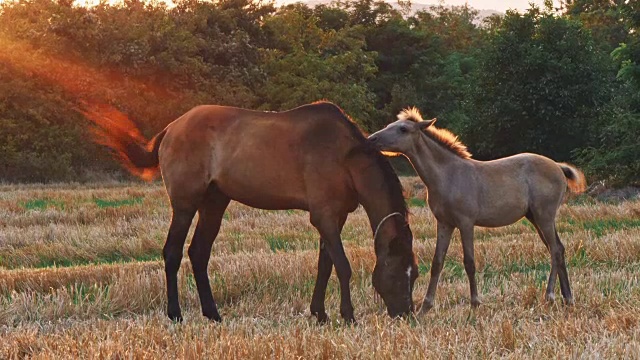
xmin=1 ymin=178 xmax=640 ymax=359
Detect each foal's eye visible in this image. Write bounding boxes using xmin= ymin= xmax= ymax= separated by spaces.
xmin=398 ymin=126 xmax=408 ymax=133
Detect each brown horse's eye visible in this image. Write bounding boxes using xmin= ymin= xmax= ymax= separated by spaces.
xmin=398 ymin=126 xmax=408 ymax=133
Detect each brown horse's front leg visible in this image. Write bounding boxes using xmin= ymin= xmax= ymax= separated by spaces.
xmin=311 ymin=212 xmax=355 ymax=324
xmin=420 ymin=221 xmax=454 ymax=313
xmin=310 ymin=239 xmax=333 ymax=323
xmin=330 ymin=245 xmax=355 ymax=323
xmin=163 ymin=210 xmax=196 ymax=322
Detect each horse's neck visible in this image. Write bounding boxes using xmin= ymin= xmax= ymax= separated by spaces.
xmin=351 ymin=157 xmax=407 ymax=237
xmin=409 ymin=134 xmax=467 ymax=191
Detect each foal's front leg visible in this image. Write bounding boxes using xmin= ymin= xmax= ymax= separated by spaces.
xmin=460 ymin=225 xmax=480 ymax=307
xmin=420 ymin=221 xmax=454 ymax=313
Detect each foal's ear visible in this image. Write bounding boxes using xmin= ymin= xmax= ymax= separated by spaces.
xmin=421 ymin=118 xmax=437 ymax=129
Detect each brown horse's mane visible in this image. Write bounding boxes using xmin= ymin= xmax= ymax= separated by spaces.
xmin=311 ymin=101 xmax=409 ymax=220
xmin=398 ymin=107 xmax=472 ymax=159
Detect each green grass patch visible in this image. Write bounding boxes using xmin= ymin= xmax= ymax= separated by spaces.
xmin=266 ymin=235 xmax=293 ymax=253
xmin=417 ymin=260 xmax=465 ymax=279
xmin=580 ymin=218 xmax=640 ymax=237
xmin=186 ymin=274 xmax=197 ymax=291
xmin=291 ymin=279 xmax=316 ymax=297
xmin=418 ymin=262 xmax=429 ymax=276
xmin=520 ymin=218 xmax=536 ymax=231
xmin=34 ymin=251 xmax=162 ymax=269
xmin=406 ymin=197 xmax=427 ymax=207
xmin=569 ymin=246 xmax=590 ymax=267
xmin=482 ymin=261 xmax=551 ymax=280
xmin=21 ymin=199 xmax=65 ymax=211
xmin=93 ymin=196 xmax=143 ymax=208
xmin=69 ymin=283 xmax=103 ymax=305
xmin=597 ymin=276 xmax=640 ymax=298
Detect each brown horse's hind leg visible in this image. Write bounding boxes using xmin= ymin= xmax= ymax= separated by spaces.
xmin=310 ymin=215 xmax=347 ymax=324
xmin=460 ymin=225 xmax=480 ymax=308
xmin=164 ymin=208 xmax=197 ymax=322
xmin=420 ymin=221 xmax=454 ymax=313
xmin=188 ymin=187 xmax=230 ymax=322
xmin=310 ymin=211 xmax=355 ymax=324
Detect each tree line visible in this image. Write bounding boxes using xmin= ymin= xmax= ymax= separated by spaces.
xmin=0 ymin=0 xmax=638 ymax=185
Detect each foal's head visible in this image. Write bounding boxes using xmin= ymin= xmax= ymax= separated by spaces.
xmin=368 ymin=107 xmax=435 ymax=154
xmin=369 ymin=107 xmax=472 ymax=159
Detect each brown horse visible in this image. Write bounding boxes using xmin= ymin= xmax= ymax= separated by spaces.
xmin=89 ymin=101 xmax=418 ymax=323
xmin=369 ymin=107 xmax=586 ymax=313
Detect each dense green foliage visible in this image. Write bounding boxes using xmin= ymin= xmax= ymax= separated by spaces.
xmin=0 ymin=0 xmax=638 ymax=184
xmin=465 ymin=6 xmax=613 ymax=161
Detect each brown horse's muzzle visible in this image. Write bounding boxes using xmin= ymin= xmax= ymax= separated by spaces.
xmin=383 ymin=295 xmax=414 ymax=318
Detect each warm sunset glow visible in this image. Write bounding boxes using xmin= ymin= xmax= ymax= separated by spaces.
xmin=72 ymin=0 xmax=175 ymax=7
xmin=0 ymin=0 xmax=561 ymax=12
xmin=0 ymin=33 xmax=181 ymax=181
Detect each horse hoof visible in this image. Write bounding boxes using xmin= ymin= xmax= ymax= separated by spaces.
xmin=312 ymin=311 xmax=330 ymax=324
xmin=419 ymin=301 xmax=434 ymax=314
xmin=204 ymin=312 xmax=222 ymax=322
xmin=168 ymin=312 xmax=183 ymax=323
xmin=545 ymin=293 xmax=556 ymax=303
xmin=340 ymin=308 xmax=356 ymax=325
xmin=343 ymin=317 xmax=357 ymax=326
xmin=564 ymin=298 xmax=575 ymax=306
xmin=471 ymin=298 xmax=481 ymax=308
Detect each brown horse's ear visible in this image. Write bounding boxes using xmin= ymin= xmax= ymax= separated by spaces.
xmin=421 ymin=118 xmax=436 ymax=129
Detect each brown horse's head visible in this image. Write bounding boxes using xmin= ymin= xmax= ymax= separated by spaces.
xmin=372 ymin=213 xmax=419 ymax=317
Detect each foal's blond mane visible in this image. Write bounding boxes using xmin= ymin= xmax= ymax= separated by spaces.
xmin=398 ymin=107 xmax=472 ymax=159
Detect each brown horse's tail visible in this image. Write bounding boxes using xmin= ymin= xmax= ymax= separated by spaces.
xmin=84 ymin=104 xmax=166 ymax=181
xmin=557 ymin=163 xmax=587 ymax=194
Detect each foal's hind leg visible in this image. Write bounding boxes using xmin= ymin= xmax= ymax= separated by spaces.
xmin=527 ymin=215 xmax=558 ymax=302
xmin=310 ymin=215 xmax=347 ymax=324
xmin=164 ymin=208 xmax=197 ymax=322
xmin=188 ymin=188 xmax=230 ymax=321
xmin=538 ymin=220 xmax=573 ymax=305
xmin=554 ymin=229 xmax=573 ymax=304
xmin=310 ymin=211 xmax=356 ymax=323
xmin=421 ymin=221 xmax=454 ymax=313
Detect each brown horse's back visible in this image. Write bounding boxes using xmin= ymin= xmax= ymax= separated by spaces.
xmin=159 ymin=103 xmax=360 ymax=212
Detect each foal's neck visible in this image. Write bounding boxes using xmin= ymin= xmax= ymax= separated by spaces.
xmin=408 ymin=133 xmax=468 ymax=191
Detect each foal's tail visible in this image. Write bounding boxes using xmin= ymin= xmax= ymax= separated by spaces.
xmin=83 ymin=104 xmax=166 ymax=181
xmin=557 ymin=163 xmax=587 ymax=194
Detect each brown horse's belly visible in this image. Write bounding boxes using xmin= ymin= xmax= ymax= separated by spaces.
xmin=216 ymin=177 xmax=309 ymax=211
xmin=230 ymin=193 xmax=308 ymax=211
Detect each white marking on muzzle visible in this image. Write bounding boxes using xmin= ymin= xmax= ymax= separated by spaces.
xmin=406 ymin=264 xmax=412 ymax=303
